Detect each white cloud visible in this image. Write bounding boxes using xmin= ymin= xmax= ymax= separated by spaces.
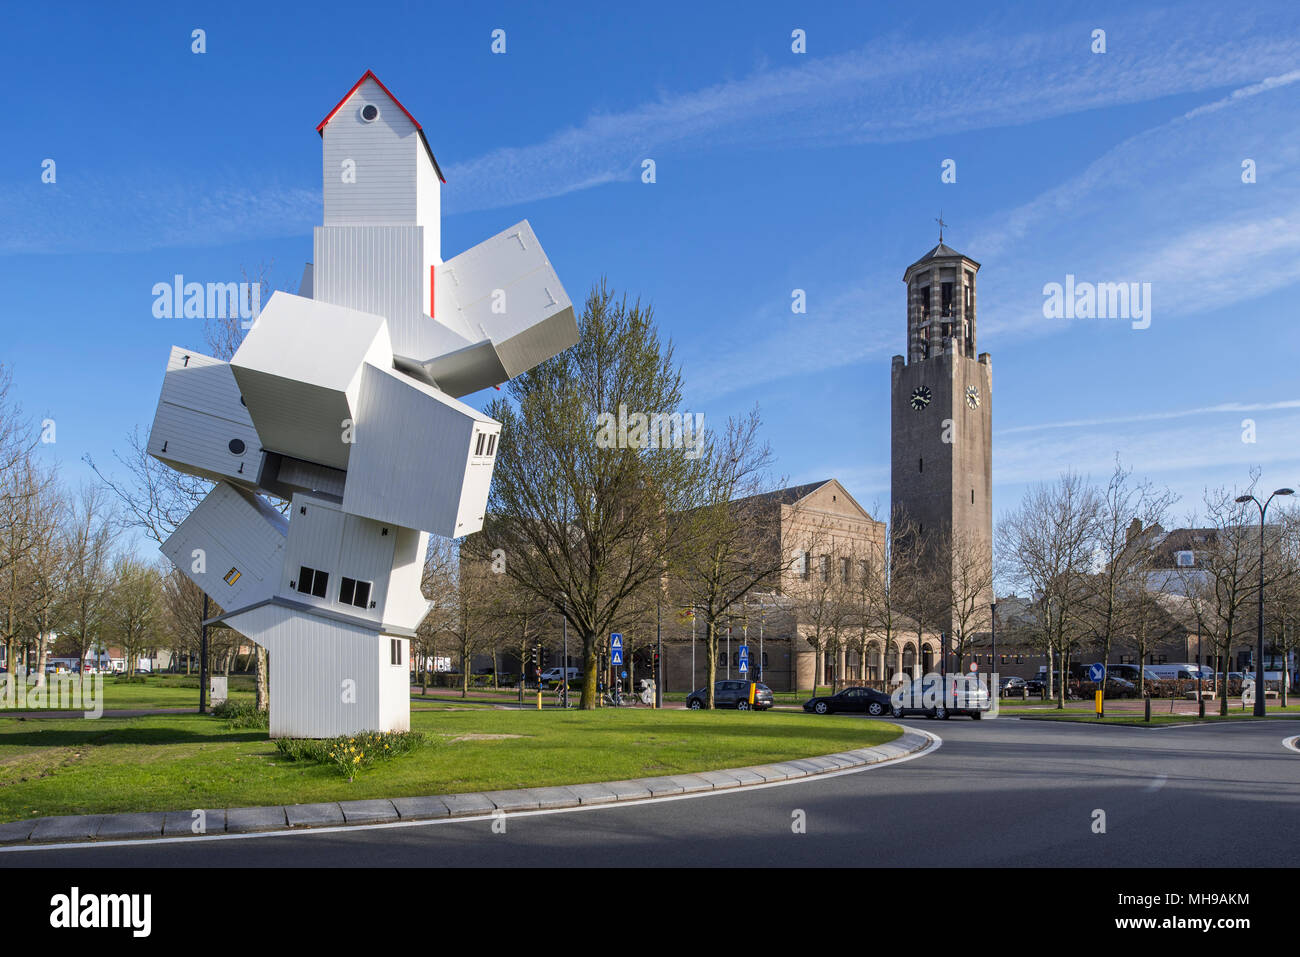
xmin=444 ymin=7 xmax=1300 ymax=214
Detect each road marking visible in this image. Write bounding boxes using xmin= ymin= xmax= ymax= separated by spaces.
xmin=1284 ymin=736 xmax=1300 ymax=753
xmin=0 ymin=728 xmax=943 ymax=855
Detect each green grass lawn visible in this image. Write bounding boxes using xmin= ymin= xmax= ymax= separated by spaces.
xmin=0 ymin=673 xmax=257 ymax=712
xmin=0 ymin=708 xmax=900 ymax=822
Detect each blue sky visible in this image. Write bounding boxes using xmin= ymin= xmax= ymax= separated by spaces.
xmin=3 ymin=0 xmax=1299 ymax=552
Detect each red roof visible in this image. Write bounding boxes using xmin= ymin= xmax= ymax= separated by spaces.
xmin=316 ymin=70 xmax=446 ymax=183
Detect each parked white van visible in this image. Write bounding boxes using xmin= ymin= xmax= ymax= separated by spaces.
xmin=1143 ymin=663 xmax=1203 ymax=681
xmin=539 ymin=667 xmax=579 ymax=684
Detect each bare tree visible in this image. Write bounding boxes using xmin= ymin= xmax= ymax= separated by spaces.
xmin=1081 ymin=459 xmax=1176 ymax=715
xmin=60 ymin=484 xmax=119 ymax=677
xmin=1 ymin=458 xmax=58 ymax=676
xmin=104 ymin=556 xmax=162 ymax=677
xmin=941 ymin=527 xmax=995 ymax=672
xmin=444 ymin=545 xmax=508 ymax=698
xmin=852 ymin=505 xmax=917 ymax=687
xmin=998 ymin=472 xmax=1101 ymax=708
xmin=670 ymin=409 xmax=785 ymax=707
xmin=414 ymin=537 xmax=458 ymax=693
xmin=1180 ymin=480 xmax=1278 ymax=716
xmin=20 ymin=475 xmax=67 ymax=685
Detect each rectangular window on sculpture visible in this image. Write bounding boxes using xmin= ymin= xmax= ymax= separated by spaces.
xmin=339 ymin=577 xmax=356 ymax=605
xmin=311 ymin=570 xmax=329 ymax=598
xmin=297 ymin=566 xmax=314 ymax=594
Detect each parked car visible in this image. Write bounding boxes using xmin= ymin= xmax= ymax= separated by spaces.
xmin=1103 ymin=676 xmax=1137 ymax=697
xmin=998 ymin=676 xmax=1027 ymax=696
xmin=539 ymin=667 xmax=579 ymax=685
xmin=891 ymin=674 xmax=990 ymax=720
xmin=686 ymin=680 xmax=774 ymax=711
xmin=1024 ymin=674 xmax=1058 ymax=696
xmin=803 ymin=686 xmax=893 ymax=716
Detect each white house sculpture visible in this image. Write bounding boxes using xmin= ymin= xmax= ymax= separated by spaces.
xmin=148 ymin=71 xmax=577 ymax=737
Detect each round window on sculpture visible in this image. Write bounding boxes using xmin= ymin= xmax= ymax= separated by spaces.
xmin=360 ymin=103 xmax=379 ymax=122
xmin=228 ymin=439 xmax=246 ymax=455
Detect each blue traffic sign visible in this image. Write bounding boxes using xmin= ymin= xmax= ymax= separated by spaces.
xmin=1088 ymin=663 xmax=1105 ymax=682
xmin=611 ymin=633 xmax=623 ymax=665
xmin=612 ymin=649 xmax=623 ymax=665
xmin=738 ymin=644 xmax=749 ymax=674
xmin=610 ymin=634 xmax=623 ymax=649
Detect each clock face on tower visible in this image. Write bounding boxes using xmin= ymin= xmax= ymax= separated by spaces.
xmin=910 ymin=386 xmax=932 ymax=411
xmin=966 ymin=385 xmax=980 ymax=409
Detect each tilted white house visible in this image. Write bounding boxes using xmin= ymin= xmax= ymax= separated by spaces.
xmin=147 ymin=70 xmax=577 ymax=737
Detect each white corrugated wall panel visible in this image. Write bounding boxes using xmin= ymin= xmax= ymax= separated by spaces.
xmin=342 ymin=363 xmax=494 ymax=536
xmin=385 ymin=527 xmax=431 ymax=631
xmin=225 ymin=604 xmax=397 ymax=737
xmin=322 ymin=77 xmax=418 ymax=226
xmin=338 ymin=512 xmax=396 ymax=622
xmin=321 ymin=78 xmax=416 ymax=226
xmin=416 ymin=140 xmax=441 ymax=311
xmin=314 ymin=224 xmax=443 ymax=361
xmin=160 ymin=483 xmax=285 ymax=610
xmin=151 ymin=401 xmax=261 ymax=484
xmin=280 ymin=494 xmax=346 ymax=603
xmin=379 ymin=635 xmax=411 ymax=732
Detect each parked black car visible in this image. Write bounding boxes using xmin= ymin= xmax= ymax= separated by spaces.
xmin=998 ymin=676 xmax=1027 ymax=696
xmin=803 ymin=686 xmax=893 ymax=716
xmin=686 ymin=680 xmax=774 ymax=711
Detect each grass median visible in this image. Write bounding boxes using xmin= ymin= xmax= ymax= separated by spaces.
xmin=0 ymin=707 xmax=901 ymax=822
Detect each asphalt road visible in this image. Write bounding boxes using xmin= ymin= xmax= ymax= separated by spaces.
xmin=8 ymin=717 xmax=1300 ymax=867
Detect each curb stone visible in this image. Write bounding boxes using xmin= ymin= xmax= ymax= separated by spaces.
xmin=0 ymin=727 xmax=932 ymax=847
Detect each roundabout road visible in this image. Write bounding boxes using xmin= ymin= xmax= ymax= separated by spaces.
xmin=8 ymin=717 xmax=1300 ymax=867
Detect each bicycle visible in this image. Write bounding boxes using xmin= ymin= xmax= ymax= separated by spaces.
xmin=551 ymin=683 xmax=575 ymax=708
xmin=601 ymin=687 xmax=635 ymax=707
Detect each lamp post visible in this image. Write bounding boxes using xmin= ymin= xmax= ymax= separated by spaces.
xmin=1235 ymin=488 xmax=1293 ymax=717
xmin=990 ymin=602 xmax=998 ymax=698
xmin=1196 ymin=619 xmax=1204 ymax=719
xmin=655 ymin=595 xmax=662 ymax=709
xmin=199 ymin=594 xmax=209 ymax=714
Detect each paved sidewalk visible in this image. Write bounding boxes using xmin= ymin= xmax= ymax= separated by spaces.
xmin=0 ymin=729 xmax=931 ymax=847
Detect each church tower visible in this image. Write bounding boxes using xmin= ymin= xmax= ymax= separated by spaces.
xmin=890 ymin=232 xmax=993 ymax=629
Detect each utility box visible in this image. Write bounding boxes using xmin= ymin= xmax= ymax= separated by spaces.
xmin=209 ymin=676 xmax=228 ymax=706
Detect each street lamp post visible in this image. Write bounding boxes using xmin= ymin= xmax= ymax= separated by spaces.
xmin=199 ymin=594 xmax=209 ymax=714
xmin=990 ymin=602 xmax=998 ymax=698
xmin=1196 ymin=619 xmax=1205 ymax=719
xmin=655 ymin=596 xmax=662 ymax=709
xmin=1236 ymin=488 xmax=1294 ymax=717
